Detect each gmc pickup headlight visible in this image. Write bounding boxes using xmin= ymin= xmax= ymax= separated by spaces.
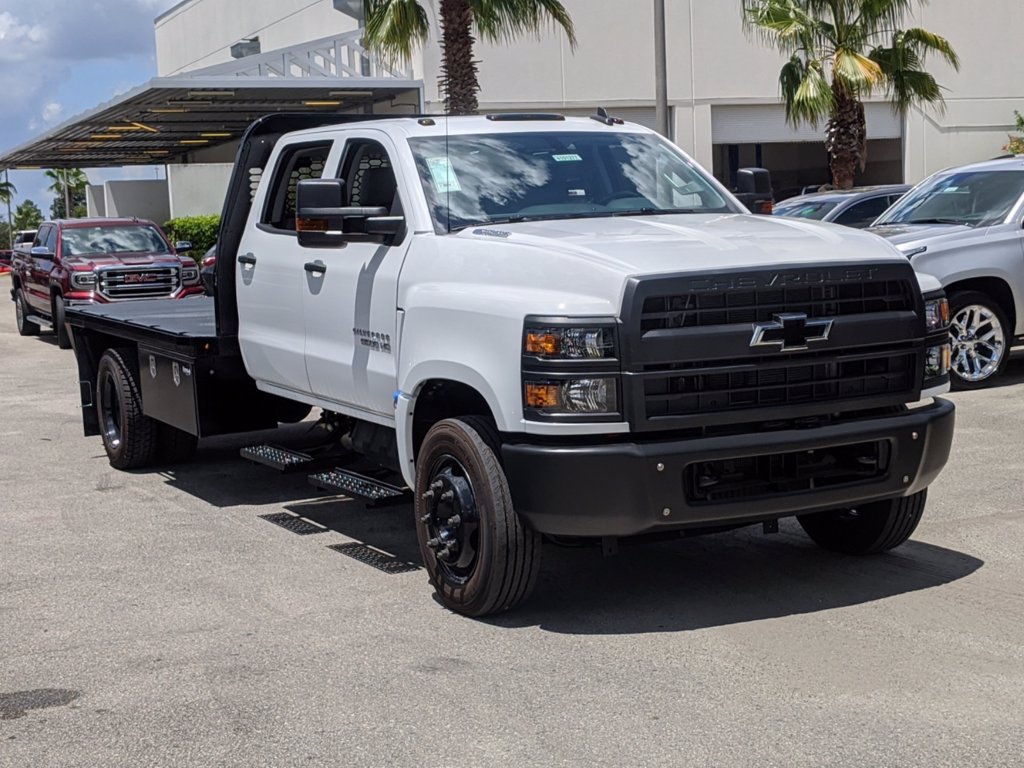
xmin=525 ymin=378 xmax=618 ymax=415
xmin=924 ymin=297 xmax=950 ymax=331
xmin=181 ymin=266 xmax=200 ymax=285
xmin=70 ymin=271 xmax=96 ymax=289
xmin=524 ymin=324 xmax=616 ymax=360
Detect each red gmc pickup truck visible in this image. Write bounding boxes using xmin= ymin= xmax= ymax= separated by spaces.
xmin=9 ymin=217 xmax=203 ymax=348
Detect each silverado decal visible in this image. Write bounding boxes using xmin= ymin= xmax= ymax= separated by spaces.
xmin=353 ymin=328 xmax=392 ymax=353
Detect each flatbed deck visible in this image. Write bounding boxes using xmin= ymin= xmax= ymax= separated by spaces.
xmin=66 ymin=296 xmax=217 ymax=343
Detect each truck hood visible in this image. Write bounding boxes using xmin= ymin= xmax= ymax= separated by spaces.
xmin=66 ymin=252 xmax=182 ymax=270
xmin=460 ymin=213 xmax=906 ymax=274
xmin=867 ymin=223 xmax=973 ymax=248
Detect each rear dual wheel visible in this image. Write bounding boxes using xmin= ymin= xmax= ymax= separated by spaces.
xmin=415 ymin=417 xmax=542 ymax=617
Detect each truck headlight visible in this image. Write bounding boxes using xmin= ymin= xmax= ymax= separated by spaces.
xmin=924 ymin=297 xmax=950 ymax=331
xmin=70 ymin=271 xmax=96 ymax=289
xmin=925 ymin=344 xmax=951 ymax=378
xmin=181 ymin=266 xmax=200 ymax=285
xmin=525 ymin=378 xmax=618 ymax=415
xmin=524 ymin=325 xmax=616 ymax=360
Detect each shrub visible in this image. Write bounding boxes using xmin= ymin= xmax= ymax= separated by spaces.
xmin=1004 ymin=111 xmax=1024 ymax=155
xmin=163 ymin=214 xmax=220 ymax=261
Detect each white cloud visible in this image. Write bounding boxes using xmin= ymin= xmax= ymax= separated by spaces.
xmin=0 ymin=9 xmax=46 ymax=61
xmin=42 ymin=101 xmax=62 ymax=124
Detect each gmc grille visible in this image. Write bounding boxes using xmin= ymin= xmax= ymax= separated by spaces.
xmin=98 ymin=267 xmax=179 ymax=300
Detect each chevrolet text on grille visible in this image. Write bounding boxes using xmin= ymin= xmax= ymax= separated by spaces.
xmin=686 ymin=268 xmax=881 ymax=292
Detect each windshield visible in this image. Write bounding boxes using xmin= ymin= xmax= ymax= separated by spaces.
xmin=773 ymin=199 xmax=839 ymax=220
xmin=61 ymin=225 xmax=170 ymax=257
xmin=875 ymin=170 xmax=1024 ymax=228
xmin=408 ymin=131 xmax=736 ymax=232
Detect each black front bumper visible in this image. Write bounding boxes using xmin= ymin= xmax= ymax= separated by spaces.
xmin=502 ymin=398 xmax=955 ymax=537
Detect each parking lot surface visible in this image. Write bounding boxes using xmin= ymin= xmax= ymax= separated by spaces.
xmin=1 ymin=285 xmax=1023 ymax=767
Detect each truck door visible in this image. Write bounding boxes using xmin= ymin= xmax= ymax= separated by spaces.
xmin=236 ymin=139 xmax=337 ymax=396
xmin=302 ymin=134 xmax=411 ymax=419
xmin=26 ymin=224 xmax=56 ymax=312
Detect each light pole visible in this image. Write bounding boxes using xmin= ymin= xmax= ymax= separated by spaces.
xmin=654 ymin=0 xmax=670 ymax=139
xmin=4 ymin=169 xmax=12 ymax=248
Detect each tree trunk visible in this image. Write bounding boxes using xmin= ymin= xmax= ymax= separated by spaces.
xmin=439 ymin=0 xmax=479 ymax=115
xmin=825 ymin=80 xmax=867 ymax=189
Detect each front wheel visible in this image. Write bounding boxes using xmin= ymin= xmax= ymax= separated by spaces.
xmin=797 ymin=491 xmax=926 ymax=555
xmin=948 ymin=291 xmax=1010 ymax=390
xmin=52 ymin=295 xmax=72 ymax=349
xmin=415 ymin=417 xmax=542 ymax=617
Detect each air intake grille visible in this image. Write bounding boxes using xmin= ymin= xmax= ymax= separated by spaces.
xmin=641 ymin=279 xmax=914 ymax=332
xmin=98 ymin=267 xmax=179 ymax=299
xmin=644 ymin=349 xmax=917 ymax=419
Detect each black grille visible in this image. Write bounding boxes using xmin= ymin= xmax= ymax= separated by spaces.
xmin=641 ymin=279 xmax=914 ymax=332
xmin=644 ymin=350 xmax=917 ymax=419
xmin=98 ymin=267 xmax=179 ymax=299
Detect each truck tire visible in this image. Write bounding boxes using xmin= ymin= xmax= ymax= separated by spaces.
xmin=948 ymin=291 xmax=1010 ymax=390
xmin=14 ymin=288 xmax=39 ymax=336
xmin=96 ymin=349 xmax=160 ymax=470
xmin=52 ymin=294 xmax=72 ymax=349
xmin=415 ymin=416 xmax=542 ymax=617
xmin=797 ymin=490 xmax=926 ymax=555
xmin=158 ymin=423 xmax=198 ymax=465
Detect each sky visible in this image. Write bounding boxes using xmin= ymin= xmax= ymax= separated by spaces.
xmin=0 ymin=0 xmax=179 ymax=218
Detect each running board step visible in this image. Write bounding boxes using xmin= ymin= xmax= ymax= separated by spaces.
xmin=240 ymin=443 xmax=319 ymax=473
xmin=26 ymin=314 xmax=53 ymax=329
xmin=309 ymin=468 xmax=410 ymax=506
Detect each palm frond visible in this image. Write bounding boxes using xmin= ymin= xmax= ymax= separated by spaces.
xmin=782 ymin=57 xmax=833 ymax=127
xmin=471 ymin=0 xmax=577 ymax=48
xmin=362 ymin=0 xmax=430 ymax=64
xmin=900 ymin=27 xmax=960 ymax=69
xmin=833 ymin=48 xmax=884 ymax=92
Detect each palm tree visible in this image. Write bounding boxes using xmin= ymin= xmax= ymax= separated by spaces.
xmin=0 ymin=172 xmax=15 ymax=248
xmin=45 ymin=168 xmax=89 ymax=219
xmin=743 ymin=0 xmax=959 ymax=188
xmin=363 ymin=0 xmax=576 ymax=115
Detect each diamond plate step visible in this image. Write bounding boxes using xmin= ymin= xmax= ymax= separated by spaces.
xmin=258 ymin=512 xmax=326 ymax=535
xmin=309 ymin=468 xmax=409 ymax=506
xmin=240 ymin=444 xmax=319 ymax=473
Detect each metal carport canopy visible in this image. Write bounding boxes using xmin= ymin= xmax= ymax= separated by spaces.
xmin=0 ymin=76 xmax=422 ymax=169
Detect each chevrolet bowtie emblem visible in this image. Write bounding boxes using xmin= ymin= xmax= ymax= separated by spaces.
xmin=751 ymin=313 xmax=833 ymax=351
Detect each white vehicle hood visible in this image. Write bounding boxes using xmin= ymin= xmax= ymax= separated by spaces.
xmin=460 ymin=213 xmax=906 ymax=275
xmin=868 ymin=222 xmax=974 ymax=248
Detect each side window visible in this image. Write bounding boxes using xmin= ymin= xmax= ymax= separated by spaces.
xmin=834 ymin=196 xmax=891 ymax=227
xmin=45 ymin=227 xmax=58 ymax=253
xmin=33 ymin=225 xmax=51 ymax=249
xmin=338 ymin=139 xmax=401 ymax=214
xmin=260 ymin=141 xmax=332 ymax=233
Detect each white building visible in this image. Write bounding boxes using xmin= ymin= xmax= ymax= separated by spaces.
xmin=4 ymin=0 xmax=1017 ymax=219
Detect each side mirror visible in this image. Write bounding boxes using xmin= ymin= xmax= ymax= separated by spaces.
xmin=30 ymin=246 xmax=52 ymax=257
xmin=175 ymin=241 xmax=193 ymax=254
xmin=295 ymin=178 xmax=405 ymax=247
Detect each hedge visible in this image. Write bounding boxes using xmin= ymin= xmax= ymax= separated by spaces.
xmin=163 ymin=214 xmax=220 ymax=260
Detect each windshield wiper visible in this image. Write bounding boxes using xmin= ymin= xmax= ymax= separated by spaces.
xmin=897 ymin=218 xmax=969 ymax=226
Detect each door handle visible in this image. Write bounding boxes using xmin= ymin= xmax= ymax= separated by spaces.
xmin=237 ymin=253 xmax=257 ymax=266
xmin=304 ymin=261 xmax=327 ymax=275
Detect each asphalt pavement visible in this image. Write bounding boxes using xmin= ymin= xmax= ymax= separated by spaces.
xmin=2 ymin=278 xmax=1023 ymax=767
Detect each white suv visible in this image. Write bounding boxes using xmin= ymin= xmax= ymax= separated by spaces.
xmin=870 ymin=156 xmax=1024 ymax=388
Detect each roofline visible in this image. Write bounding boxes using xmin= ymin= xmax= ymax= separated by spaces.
xmin=154 ymin=0 xmax=198 ymax=24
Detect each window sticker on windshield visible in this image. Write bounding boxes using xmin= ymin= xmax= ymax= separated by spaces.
xmin=568 ymin=189 xmax=586 ymax=197
xmin=426 ymin=157 xmax=462 ymax=193
xmin=552 ymin=153 xmax=583 ymax=162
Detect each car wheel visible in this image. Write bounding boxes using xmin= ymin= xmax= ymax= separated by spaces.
xmin=14 ymin=288 xmax=39 ymax=336
xmin=52 ymin=294 xmax=72 ymax=349
xmin=158 ymin=423 xmax=198 ymax=465
xmin=797 ymin=491 xmax=926 ymax=555
xmin=96 ymin=349 xmax=160 ymax=470
xmin=948 ymin=291 xmax=1010 ymax=390
xmin=415 ymin=416 xmax=542 ymax=617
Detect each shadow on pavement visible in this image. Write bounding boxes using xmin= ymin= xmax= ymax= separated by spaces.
xmin=489 ymin=521 xmax=983 ymax=634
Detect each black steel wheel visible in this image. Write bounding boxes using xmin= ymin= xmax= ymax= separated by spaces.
xmin=14 ymin=288 xmax=39 ymax=336
xmin=96 ymin=349 xmax=160 ymax=470
xmin=797 ymin=491 xmax=926 ymax=555
xmin=52 ymin=294 xmax=72 ymax=349
xmin=415 ymin=416 xmax=541 ymax=617
xmin=948 ymin=291 xmax=1010 ymax=390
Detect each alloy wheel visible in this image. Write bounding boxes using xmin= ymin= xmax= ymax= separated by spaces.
xmin=950 ymin=304 xmax=1004 ymax=383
